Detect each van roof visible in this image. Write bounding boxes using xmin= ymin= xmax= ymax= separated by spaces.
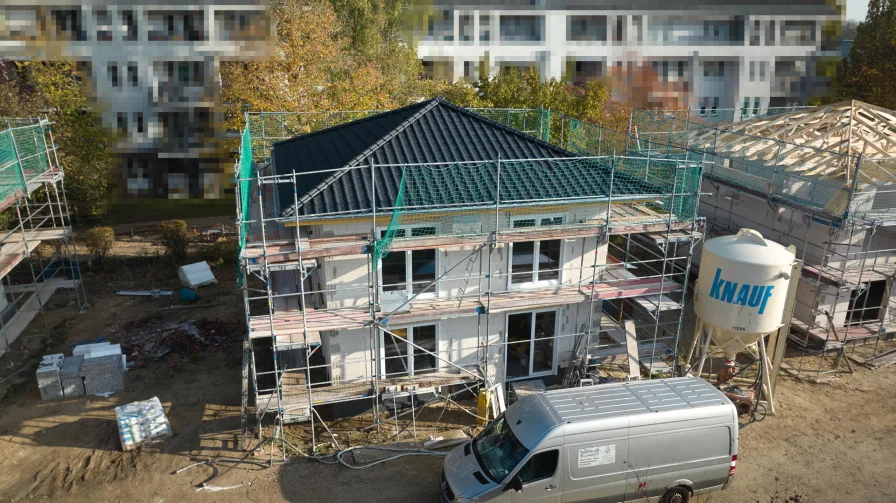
xmin=542 ymin=377 xmax=729 ymax=423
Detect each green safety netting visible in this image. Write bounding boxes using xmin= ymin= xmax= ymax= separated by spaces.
xmin=369 ymin=156 xmax=701 ymax=271
xmin=237 ymin=127 xmax=253 ymax=286
xmin=0 ymin=123 xmax=52 ymax=208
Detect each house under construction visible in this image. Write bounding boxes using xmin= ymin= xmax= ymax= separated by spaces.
xmin=235 ymin=98 xmax=705 ymax=452
xmin=630 ymin=100 xmax=896 ymax=379
xmin=0 ymin=118 xmax=86 ymax=360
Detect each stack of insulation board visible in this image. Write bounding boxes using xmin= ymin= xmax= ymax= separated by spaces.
xmin=178 ymin=261 xmax=217 ymax=288
xmin=81 ymin=354 xmax=125 ymax=396
xmin=115 ymin=397 xmax=172 ymax=451
xmin=73 ymin=342 xmax=127 ymax=371
xmin=59 ymin=355 xmax=85 ymax=397
xmin=36 ymin=354 xmax=65 ymax=400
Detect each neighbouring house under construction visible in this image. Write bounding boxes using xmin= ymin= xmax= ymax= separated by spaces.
xmin=235 ymin=98 xmax=705 ymax=451
xmin=631 ymin=100 xmax=896 ymax=379
xmin=0 ymin=118 xmax=86 ymax=360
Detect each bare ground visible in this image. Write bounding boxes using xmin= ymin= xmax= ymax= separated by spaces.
xmin=0 ymin=240 xmax=894 ymax=502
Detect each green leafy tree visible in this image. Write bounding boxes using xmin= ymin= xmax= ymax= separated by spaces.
xmin=0 ymin=61 xmax=112 ymax=219
xmin=838 ymin=0 xmax=896 ymax=108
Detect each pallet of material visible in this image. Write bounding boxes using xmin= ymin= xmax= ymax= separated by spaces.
xmin=115 ymin=397 xmax=172 ymax=451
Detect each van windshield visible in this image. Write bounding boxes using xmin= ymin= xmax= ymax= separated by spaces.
xmin=472 ymin=413 xmax=529 ymax=482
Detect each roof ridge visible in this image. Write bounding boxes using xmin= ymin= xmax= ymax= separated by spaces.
xmin=282 ymin=98 xmax=442 ymax=217
xmin=271 ymin=99 xmax=432 ymax=149
xmin=437 ymin=98 xmax=578 ymax=157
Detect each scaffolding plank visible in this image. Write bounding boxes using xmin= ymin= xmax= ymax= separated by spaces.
xmin=249 ymin=277 xmax=681 ymax=338
xmin=789 ymin=318 xmax=883 ymax=350
xmin=0 ymin=252 xmax=26 ymax=279
xmin=1 ymin=227 xmax=69 ymax=243
xmin=242 ymin=221 xmax=698 ymax=266
xmin=257 ymin=370 xmax=483 ymax=413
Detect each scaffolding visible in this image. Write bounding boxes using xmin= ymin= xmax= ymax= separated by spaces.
xmin=630 ymin=101 xmax=896 ymax=380
xmin=0 ymin=117 xmax=87 ymax=360
xmin=235 ymin=107 xmax=705 ymax=457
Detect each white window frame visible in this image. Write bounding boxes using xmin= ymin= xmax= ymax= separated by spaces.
xmin=377 ymin=224 xmax=440 ymax=299
xmin=379 ymin=322 xmax=440 ymax=377
xmin=507 ymin=215 xmax=565 ymax=290
xmin=503 ymin=309 xmax=560 ymax=381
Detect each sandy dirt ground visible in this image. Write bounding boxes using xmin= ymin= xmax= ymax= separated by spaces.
xmin=0 ymin=236 xmax=894 ymax=502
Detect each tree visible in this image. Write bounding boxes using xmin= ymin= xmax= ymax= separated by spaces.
xmin=837 ymin=0 xmax=896 ymax=109
xmin=220 ymin=0 xmax=427 ymax=133
xmin=0 ymin=61 xmax=113 ymax=219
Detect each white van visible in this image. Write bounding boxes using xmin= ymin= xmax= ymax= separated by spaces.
xmin=441 ymin=377 xmax=738 ymax=503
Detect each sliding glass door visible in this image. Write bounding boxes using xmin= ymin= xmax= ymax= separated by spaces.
xmin=506 ymin=311 xmax=557 ymax=379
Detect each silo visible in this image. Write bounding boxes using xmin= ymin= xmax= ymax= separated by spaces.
xmin=688 ymin=229 xmax=798 ymax=391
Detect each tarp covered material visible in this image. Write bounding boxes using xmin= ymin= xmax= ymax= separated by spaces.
xmin=178 ymin=261 xmax=217 ymax=288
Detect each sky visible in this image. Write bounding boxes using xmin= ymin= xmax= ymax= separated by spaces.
xmin=847 ymin=0 xmax=869 ymax=21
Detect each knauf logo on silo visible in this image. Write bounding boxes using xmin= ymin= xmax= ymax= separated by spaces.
xmin=709 ymin=268 xmax=774 ymax=314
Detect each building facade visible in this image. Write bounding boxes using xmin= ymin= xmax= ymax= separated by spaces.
xmin=0 ymin=1 xmax=271 ymax=201
xmin=416 ymin=0 xmax=842 ymax=113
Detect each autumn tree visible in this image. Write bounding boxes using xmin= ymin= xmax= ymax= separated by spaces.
xmin=837 ymin=0 xmax=896 ymax=109
xmin=0 ymin=61 xmax=112 ymax=219
xmin=220 ymin=0 xmax=428 ymax=131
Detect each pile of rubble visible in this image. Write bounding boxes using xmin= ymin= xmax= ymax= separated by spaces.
xmin=116 ymin=317 xmax=235 ymax=367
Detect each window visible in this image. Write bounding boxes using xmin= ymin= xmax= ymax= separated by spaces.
xmin=479 ymin=15 xmax=491 ymax=42
xmin=380 ymin=227 xmax=438 ymax=296
xmin=568 ymin=15 xmax=607 ymax=42
xmin=500 ymin=15 xmax=544 ymax=42
xmin=122 ymin=10 xmax=137 ymax=41
xmin=108 ymin=63 xmax=119 ymax=88
xmin=460 ymin=14 xmax=473 ymax=43
xmin=95 ymin=9 xmax=112 ymax=41
xmin=116 ymin=112 xmax=127 ymax=133
xmin=135 ymin=112 xmax=144 ymax=134
xmin=753 ymin=97 xmax=761 ymax=116
xmin=846 ymin=280 xmax=887 ymax=325
xmin=178 ymin=62 xmax=189 ymax=84
xmin=749 ymin=61 xmax=755 ymax=82
xmin=766 ymin=20 xmax=776 ymax=45
xmin=703 ymin=61 xmax=725 ymax=78
xmin=382 ymin=324 xmax=437 ymax=378
xmin=760 ymin=61 xmax=767 ymax=81
xmin=517 ymin=450 xmax=559 ymax=485
xmin=742 ymin=97 xmax=751 ymax=119
xmin=506 ymin=311 xmax=556 ymax=379
xmin=473 ymin=414 xmax=529 ymax=482
xmin=127 ymin=63 xmax=138 ymax=87
xmin=509 ymin=217 xmax=563 ymax=286
xmin=614 ymin=17 xmax=623 ymax=42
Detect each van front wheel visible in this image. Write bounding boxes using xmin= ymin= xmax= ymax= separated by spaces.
xmin=660 ymin=487 xmax=690 ymax=503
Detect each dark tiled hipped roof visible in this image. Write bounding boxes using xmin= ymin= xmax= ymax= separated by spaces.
xmin=271 ymin=98 xmax=575 ymax=217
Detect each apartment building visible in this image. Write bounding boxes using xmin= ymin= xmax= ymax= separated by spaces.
xmin=416 ymin=0 xmax=842 ymax=113
xmin=0 ymin=1 xmax=271 ymax=201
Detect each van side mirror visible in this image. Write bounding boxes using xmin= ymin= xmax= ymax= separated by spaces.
xmin=504 ymin=475 xmax=523 ymax=493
